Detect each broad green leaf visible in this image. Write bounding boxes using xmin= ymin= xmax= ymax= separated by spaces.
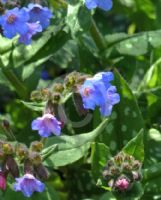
xmin=105 ymin=30 xmax=161 ymax=56
xmin=43 ymin=118 xmax=109 ymax=167
xmin=66 ymin=2 xmax=91 ymax=37
xmin=91 ymin=143 xmax=111 ymax=182
xmin=138 ymin=57 xmax=161 ymax=91
xmin=123 ymin=129 xmax=144 ymax=162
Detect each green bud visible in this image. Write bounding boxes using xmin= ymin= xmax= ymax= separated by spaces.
xmin=2 ymin=143 xmax=14 ymax=155
xmin=110 ymin=166 xmax=120 ymax=175
xmin=16 ymin=144 xmax=28 ymax=161
xmin=30 ymin=141 xmax=43 ymax=152
xmin=51 ymin=92 xmax=61 ymax=104
xmin=114 ymin=153 xmax=124 ymax=165
xmin=132 ymin=160 xmax=141 ymax=170
xmin=30 ymin=90 xmax=43 ymax=101
xmin=29 ymin=152 xmax=42 ymax=166
xmin=52 ymin=83 xmax=64 ymax=93
xmin=122 ymin=163 xmax=132 ymax=172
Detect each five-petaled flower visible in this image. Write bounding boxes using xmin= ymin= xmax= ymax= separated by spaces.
xmin=14 ymin=173 xmax=45 ymax=197
xmin=31 ymin=113 xmax=61 ymax=137
xmin=79 ymin=72 xmax=120 ymax=117
xmin=26 ymin=3 xmax=52 ymax=29
xmin=85 ymin=0 xmax=113 ymax=11
xmin=0 ymin=7 xmax=29 ymax=39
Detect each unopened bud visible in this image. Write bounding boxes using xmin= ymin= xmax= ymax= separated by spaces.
xmin=0 ymin=172 xmax=6 ymax=191
xmin=132 ymin=171 xmax=141 ymax=181
xmin=110 ymin=166 xmax=120 ymax=175
xmin=108 ymin=179 xmax=114 ymax=188
xmin=114 ymin=153 xmax=124 ymax=165
xmin=29 ymin=152 xmax=42 ymax=166
xmin=102 ymin=169 xmax=111 ymax=179
xmin=51 ymin=92 xmax=61 ymax=104
xmin=124 ymin=155 xmax=134 ymax=163
xmin=34 ymin=163 xmax=49 ymax=180
xmin=52 ymin=83 xmax=64 ymax=93
xmin=122 ymin=163 xmax=132 ymax=172
xmin=24 ymin=159 xmax=34 ymax=174
xmin=132 ymin=160 xmax=141 ymax=170
xmin=30 ymin=141 xmax=43 ymax=152
xmin=2 ymin=143 xmax=14 ymax=155
xmin=30 ymin=90 xmax=43 ymax=101
xmin=2 ymin=120 xmax=10 ymax=129
xmin=16 ymin=144 xmax=28 ymax=161
xmin=115 ymin=177 xmax=129 ymax=191
xmin=4 ymin=155 xmax=19 ymax=178
xmin=65 ymin=71 xmax=79 ymax=89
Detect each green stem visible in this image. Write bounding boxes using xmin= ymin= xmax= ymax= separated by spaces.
xmin=2 ymin=68 xmax=28 ymax=99
xmin=142 ymin=162 xmax=161 ymax=183
xmin=90 ymin=18 xmax=106 ymax=51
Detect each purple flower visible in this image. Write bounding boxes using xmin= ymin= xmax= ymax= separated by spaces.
xmin=19 ymin=22 xmax=42 ymax=45
xmin=79 ymin=71 xmax=120 ymax=117
xmin=99 ymin=86 xmax=120 ymax=116
xmin=31 ymin=113 xmax=61 ymax=137
xmin=85 ymin=0 xmax=113 ymax=11
xmin=26 ymin=3 xmax=52 ymax=29
xmin=1 ymin=0 xmax=7 ymax=4
xmin=14 ymin=173 xmax=45 ymax=197
xmin=0 ymin=7 xmax=29 ymax=39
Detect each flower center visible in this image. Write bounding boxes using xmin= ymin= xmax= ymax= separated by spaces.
xmin=32 ymin=7 xmax=41 ymax=13
xmin=83 ymin=88 xmax=91 ymax=96
xmin=7 ymin=14 xmax=17 ymax=24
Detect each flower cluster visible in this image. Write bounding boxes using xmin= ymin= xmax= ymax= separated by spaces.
xmin=0 ymin=140 xmax=48 ymax=197
xmin=85 ymin=0 xmax=113 ymax=11
xmin=79 ymin=72 xmax=120 ymax=117
xmin=0 ymin=3 xmax=52 ymax=44
xmin=102 ymin=152 xmax=142 ymax=192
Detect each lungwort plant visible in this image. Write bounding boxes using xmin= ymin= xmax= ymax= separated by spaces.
xmin=0 ymin=0 xmax=161 ymax=199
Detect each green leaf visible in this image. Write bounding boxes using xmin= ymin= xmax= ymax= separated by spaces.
xmin=123 ymin=129 xmax=144 ymax=162
xmin=106 ymin=30 xmax=161 ymax=56
xmin=91 ymin=142 xmax=111 ymax=182
xmin=43 ymin=118 xmax=109 ymax=167
xmin=66 ymin=2 xmax=91 ymax=37
xmin=21 ymin=101 xmax=45 ymax=112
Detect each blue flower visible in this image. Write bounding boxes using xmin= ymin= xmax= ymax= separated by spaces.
xmin=1 ymin=0 xmax=7 ymax=4
xmin=79 ymin=71 xmax=120 ymax=117
xmin=99 ymin=86 xmax=120 ymax=116
xmin=26 ymin=3 xmax=52 ymax=29
xmin=31 ymin=113 xmax=61 ymax=137
xmin=0 ymin=7 xmax=29 ymax=39
xmin=79 ymin=78 xmax=106 ymax=110
xmin=19 ymin=22 xmax=42 ymax=45
xmin=14 ymin=173 xmax=45 ymax=197
xmin=85 ymin=0 xmax=113 ymax=11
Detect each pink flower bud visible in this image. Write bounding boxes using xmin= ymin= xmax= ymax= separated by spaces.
xmin=115 ymin=177 xmax=129 ymax=191
xmin=0 ymin=173 xmax=6 ymax=191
